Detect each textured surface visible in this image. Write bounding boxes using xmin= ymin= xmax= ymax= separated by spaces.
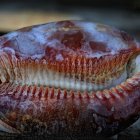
xmin=0 ymin=20 xmax=140 ymax=138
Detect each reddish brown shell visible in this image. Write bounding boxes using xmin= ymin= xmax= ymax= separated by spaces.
xmin=0 ymin=20 xmax=140 ymax=138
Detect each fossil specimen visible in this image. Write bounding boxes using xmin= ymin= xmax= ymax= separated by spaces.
xmin=0 ymin=20 xmax=140 ymax=137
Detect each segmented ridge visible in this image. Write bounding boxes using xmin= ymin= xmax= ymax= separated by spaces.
xmin=0 ymin=83 xmax=93 ymax=101
xmin=1 ymin=72 xmax=140 ymax=102
xmin=0 ymin=49 xmax=135 ymax=84
xmin=0 ymin=51 xmax=22 ymax=83
xmin=95 ymin=72 xmax=140 ymax=101
xmin=47 ymin=51 xmax=134 ymax=85
xmin=0 ymin=52 xmax=52 ymax=86
xmin=0 ymin=48 xmax=139 ymax=98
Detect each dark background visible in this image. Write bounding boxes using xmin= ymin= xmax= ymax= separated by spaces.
xmin=0 ymin=0 xmax=140 ymax=140
xmin=0 ymin=0 xmax=140 ymax=9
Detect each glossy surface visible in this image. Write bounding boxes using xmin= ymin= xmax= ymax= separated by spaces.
xmin=0 ymin=20 xmax=140 ymax=137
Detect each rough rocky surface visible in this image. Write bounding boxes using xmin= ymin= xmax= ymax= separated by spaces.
xmin=0 ymin=119 xmax=140 ymax=140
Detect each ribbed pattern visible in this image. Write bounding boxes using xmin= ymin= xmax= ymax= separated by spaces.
xmin=1 ymin=72 xmax=140 ymax=102
xmin=0 ymin=47 xmax=137 ymax=99
xmin=48 ymin=52 xmax=134 ymax=85
xmin=0 ymin=52 xmax=22 ymax=83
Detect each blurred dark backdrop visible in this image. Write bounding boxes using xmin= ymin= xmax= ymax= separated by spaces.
xmin=0 ymin=0 xmax=140 ymax=10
